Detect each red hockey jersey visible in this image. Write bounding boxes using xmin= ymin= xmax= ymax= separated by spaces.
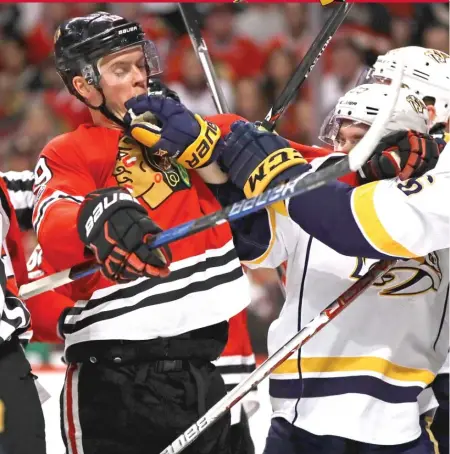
xmin=32 ymin=119 xmax=252 ymax=350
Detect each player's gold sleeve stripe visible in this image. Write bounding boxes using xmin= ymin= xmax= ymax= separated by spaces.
xmin=352 ymin=182 xmax=416 ymax=258
xmin=242 ymin=207 xmax=277 ymax=265
xmin=273 ymin=357 xmax=435 ymax=385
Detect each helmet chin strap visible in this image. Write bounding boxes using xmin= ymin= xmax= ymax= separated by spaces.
xmin=98 ymin=94 xmax=127 ymax=129
xmin=73 ymin=85 xmax=126 ymax=129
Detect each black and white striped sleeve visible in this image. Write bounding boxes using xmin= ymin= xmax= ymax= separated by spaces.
xmin=0 ymin=171 xmax=35 ymax=231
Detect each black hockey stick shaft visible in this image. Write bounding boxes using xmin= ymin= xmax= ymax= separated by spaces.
xmin=261 ymin=1 xmax=352 ymax=131
xmin=179 ymin=2 xmax=289 ymax=294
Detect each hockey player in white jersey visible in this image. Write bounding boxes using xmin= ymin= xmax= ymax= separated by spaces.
xmin=217 ymin=83 xmax=447 ymax=453
xmin=366 ymin=47 xmax=450 ymax=452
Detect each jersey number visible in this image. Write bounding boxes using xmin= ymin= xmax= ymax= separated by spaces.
xmin=397 ymin=175 xmax=434 ymax=196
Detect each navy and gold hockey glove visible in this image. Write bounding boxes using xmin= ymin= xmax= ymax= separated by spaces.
xmin=220 ymin=121 xmax=310 ymax=198
xmin=77 ymin=188 xmax=172 ymax=283
xmin=123 ymin=94 xmax=222 ymax=169
xmin=359 ymin=130 xmax=443 ymax=184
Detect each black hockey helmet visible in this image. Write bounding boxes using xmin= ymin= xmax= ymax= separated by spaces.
xmin=54 ymin=11 xmax=161 ymax=127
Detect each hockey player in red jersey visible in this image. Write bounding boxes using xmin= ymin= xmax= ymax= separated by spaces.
xmin=32 ymin=11 xmax=255 ymax=454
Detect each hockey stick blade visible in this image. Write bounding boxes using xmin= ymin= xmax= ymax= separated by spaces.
xmin=178 ymin=4 xmax=229 ymax=114
xmin=18 ymin=63 xmax=403 ymax=301
xmin=159 ymin=259 xmax=394 ymax=454
xmin=262 ymin=1 xmax=352 ymax=131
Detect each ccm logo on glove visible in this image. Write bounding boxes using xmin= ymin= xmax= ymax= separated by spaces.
xmin=245 ymin=148 xmax=306 ymax=197
xmin=84 ymin=191 xmax=136 ymax=237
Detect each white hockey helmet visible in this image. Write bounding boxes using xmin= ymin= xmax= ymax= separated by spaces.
xmin=319 ymin=83 xmax=430 ymax=149
xmin=368 ymin=47 xmax=450 ymax=125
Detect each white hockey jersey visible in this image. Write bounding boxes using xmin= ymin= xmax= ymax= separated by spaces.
xmin=287 ymin=143 xmax=450 ymax=260
xmin=239 ymin=153 xmax=449 ymax=445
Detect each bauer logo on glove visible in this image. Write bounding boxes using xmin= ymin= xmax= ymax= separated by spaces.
xmin=83 ymin=189 xmax=137 ymax=237
xmin=123 ymin=94 xmax=222 ymax=169
xmin=77 ymin=187 xmax=172 ymax=283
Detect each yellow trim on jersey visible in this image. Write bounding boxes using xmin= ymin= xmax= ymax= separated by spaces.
xmin=271 ymin=200 xmax=288 ymax=216
xmin=424 ymin=415 xmax=440 ymax=454
xmin=273 ymin=356 xmax=435 ymax=385
xmin=242 ymin=207 xmax=277 ymax=265
xmin=352 ymin=182 xmax=417 ymax=258
xmin=444 ymin=132 xmax=450 ymax=144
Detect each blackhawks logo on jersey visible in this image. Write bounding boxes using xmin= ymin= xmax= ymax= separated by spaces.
xmin=114 ymin=136 xmax=191 ymax=209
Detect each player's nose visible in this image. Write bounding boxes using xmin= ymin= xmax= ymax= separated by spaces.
xmin=132 ymin=65 xmax=146 ymax=88
xmin=337 ymin=141 xmax=354 ymax=155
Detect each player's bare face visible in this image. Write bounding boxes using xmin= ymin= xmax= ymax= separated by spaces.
xmin=334 ymin=120 xmax=369 ymax=154
xmin=98 ymin=46 xmax=147 ymax=119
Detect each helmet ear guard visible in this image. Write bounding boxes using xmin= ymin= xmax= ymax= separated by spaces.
xmin=54 ymin=12 xmax=162 ymax=127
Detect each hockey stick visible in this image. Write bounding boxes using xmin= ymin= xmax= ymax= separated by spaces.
xmin=159 ymin=259 xmax=394 ymax=454
xmin=18 ymin=56 xmax=403 ymax=300
xmin=179 ymin=2 xmax=352 ymax=130
xmin=178 ymin=3 xmax=290 ymax=300
xmin=261 ymin=1 xmax=352 ymax=131
xmin=178 ymin=4 xmax=229 ymax=114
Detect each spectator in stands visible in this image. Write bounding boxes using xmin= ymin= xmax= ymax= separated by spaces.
xmin=166 ymin=4 xmax=263 ymax=83
xmin=0 ymin=37 xmax=38 ymax=90
xmin=0 ymin=72 xmax=27 ymax=140
xmin=320 ymin=38 xmax=366 ymax=117
xmin=235 ymin=4 xmax=285 ymax=45
xmin=234 ymin=78 xmax=268 ymax=123
xmin=168 ymin=47 xmax=234 ymax=116
xmin=422 ymin=24 xmax=449 ymax=53
xmin=263 ymin=4 xmax=312 ymax=63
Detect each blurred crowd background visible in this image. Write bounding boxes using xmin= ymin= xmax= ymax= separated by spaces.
xmin=0 ymin=2 xmax=448 ymax=362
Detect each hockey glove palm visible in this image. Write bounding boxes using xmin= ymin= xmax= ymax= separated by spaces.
xmin=359 ymin=130 xmax=442 ymax=184
xmin=123 ymin=94 xmax=222 ymax=169
xmin=77 ymin=188 xmax=172 ymax=283
xmin=221 ymin=121 xmax=309 ymax=198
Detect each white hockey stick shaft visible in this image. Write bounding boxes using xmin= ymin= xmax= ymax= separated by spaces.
xmin=348 ymin=57 xmax=404 ymax=170
xmin=178 ymin=4 xmax=229 ymax=114
xmin=159 ymin=259 xmax=395 ymax=454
